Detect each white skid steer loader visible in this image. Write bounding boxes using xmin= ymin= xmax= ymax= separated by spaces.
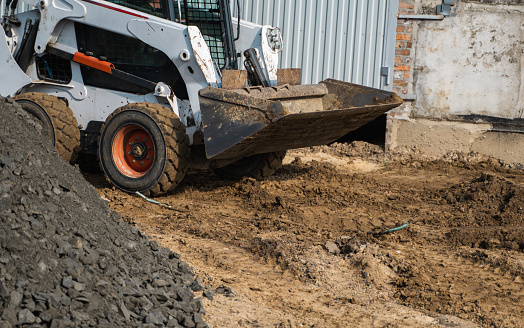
xmin=1 ymin=0 xmax=402 ymax=196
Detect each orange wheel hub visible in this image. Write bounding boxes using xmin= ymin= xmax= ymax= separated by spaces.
xmin=112 ymin=125 xmax=155 ymax=178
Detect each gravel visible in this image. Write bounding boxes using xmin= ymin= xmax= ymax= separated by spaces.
xmin=0 ymin=97 xmax=207 ymax=327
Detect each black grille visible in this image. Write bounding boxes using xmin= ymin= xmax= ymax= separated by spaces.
xmin=181 ymin=0 xmax=226 ymax=69
xmin=36 ymin=54 xmax=72 ymax=84
xmin=74 ymin=23 xmax=188 ymax=99
xmin=108 ymin=0 xmax=167 ymax=18
xmin=76 ymin=24 xmax=167 ymax=67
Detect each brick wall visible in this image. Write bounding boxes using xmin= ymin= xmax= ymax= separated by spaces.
xmin=394 ymin=1 xmax=415 ymax=95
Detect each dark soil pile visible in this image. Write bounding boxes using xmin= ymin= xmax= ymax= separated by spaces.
xmin=309 ymin=141 xmax=385 ymax=162
xmin=0 ymin=97 xmax=207 ymax=327
xmin=436 ymin=173 xmax=524 ymax=251
xmin=442 ymin=173 xmax=524 ymax=225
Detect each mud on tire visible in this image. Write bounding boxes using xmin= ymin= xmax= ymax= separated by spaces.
xmin=215 ymin=151 xmax=286 ymax=180
xmin=14 ymin=92 xmax=80 ymax=163
xmin=98 ymin=102 xmax=189 ymax=196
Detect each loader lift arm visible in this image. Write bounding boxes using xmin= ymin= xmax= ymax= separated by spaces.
xmin=45 ymin=46 xmax=158 ymax=92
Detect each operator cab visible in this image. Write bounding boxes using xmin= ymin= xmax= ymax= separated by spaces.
xmin=106 ymin=0 xmax=237 ymax=70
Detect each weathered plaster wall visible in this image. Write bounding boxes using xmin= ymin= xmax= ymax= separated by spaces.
xmin=388 ymin=1 xmax=524 ymax=167
xmin=413 ymin=2 xmax=524 ymax=119
xmin=464 ymin=0 xmax=523 ymax=5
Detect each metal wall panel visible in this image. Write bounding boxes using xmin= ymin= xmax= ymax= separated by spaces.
xmin=232 ymin=0 xmax=398 ymax=90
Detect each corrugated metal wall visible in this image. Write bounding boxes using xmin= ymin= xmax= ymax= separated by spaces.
xmin=1 ymin=2 xmax=33 ymax=16
xmin=232 ymin=0 xmax=398 ymax=90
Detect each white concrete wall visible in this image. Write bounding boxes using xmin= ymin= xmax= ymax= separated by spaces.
xmin=413 ymin=2 xmax=524 ymax=119
xmin=387 ymin=0 xmax=524 ymax=167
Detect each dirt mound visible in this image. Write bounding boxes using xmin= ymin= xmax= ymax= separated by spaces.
xmin=0 ymin=97 xmax=206 ymax=327
xmin=443 ymin=173 xmax=523 ymax=224
xmin=430 ymin=173 xmax=524 ymax=251
xmin=311 ymin=141 xmax=384 ymax=159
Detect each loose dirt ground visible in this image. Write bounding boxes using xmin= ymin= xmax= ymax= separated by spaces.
xmin=85 ymin=142 xmax=524 ymax=328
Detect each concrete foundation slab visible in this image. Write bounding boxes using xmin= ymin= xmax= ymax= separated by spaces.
xmin=386 ymin=115 xmax=524 ymax=168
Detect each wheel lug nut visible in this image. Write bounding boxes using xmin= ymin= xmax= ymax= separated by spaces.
xmin=146 ymin=156 xmax=150 ymax=160
xmin=128 ymin=151 xmax=132 ymax=155
xmin=148 ymin=147 xmax=151 ymax=150
xmin=140 ymin=161 xmax=144 ymax=165
xmin=143 ymin=139 xmax=147 ymax=142
xmin=132 ymin=159 xmax=136 ymax=163
xmin=129 ymin=141 xmax=134 ymax=145
xmin=135 ymin=137 xmax=139 ymax=140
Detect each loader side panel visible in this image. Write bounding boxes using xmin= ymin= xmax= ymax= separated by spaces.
xmin=0 ymin=31 xmax=32 ymax=96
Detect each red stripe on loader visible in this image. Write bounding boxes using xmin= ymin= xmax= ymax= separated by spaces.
xmin=82 ymin=0 xmax=149 ymax=19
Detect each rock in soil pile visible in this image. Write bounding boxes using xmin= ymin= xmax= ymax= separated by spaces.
xmin=0 ymin=96 xmax=207 ymax=327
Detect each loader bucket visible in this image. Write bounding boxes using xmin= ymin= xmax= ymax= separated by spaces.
xmin=199 ymin=79 xmax=402 ymax=160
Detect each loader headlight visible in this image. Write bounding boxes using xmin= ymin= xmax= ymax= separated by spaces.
xmin=266 ymin=27 xmax=283 ymax=53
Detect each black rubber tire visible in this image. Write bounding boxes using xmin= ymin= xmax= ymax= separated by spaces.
xmin=98 ymin=102 xmax=189 ymax=196
xmin=14 ymin=92 xmax=81 ymax=163
xmin=215 ymin=151 xmax=286 ymax=180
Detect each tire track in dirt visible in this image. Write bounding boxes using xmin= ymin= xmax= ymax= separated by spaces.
xmin=394 ymin=244 xmax=524 ymax=327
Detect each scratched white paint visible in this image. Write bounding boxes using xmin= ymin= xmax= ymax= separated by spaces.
xmin=33 ymin=0 xmax=86 ymax=54
xmin=0 ymin=30 xmax=31 ymax=96
xmin=187 ymin=26 xmax=218 ymax=86
xmin=260 ymin=26 xmax=279 ymax=85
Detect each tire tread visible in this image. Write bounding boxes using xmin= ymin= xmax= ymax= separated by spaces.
xmin=98 ymin=102 xmax=189 ymax=196
xmin=14 ymin=92 xmax=80 ymax=163
xmin=252 ymin=151 xmax=287 ymax=180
